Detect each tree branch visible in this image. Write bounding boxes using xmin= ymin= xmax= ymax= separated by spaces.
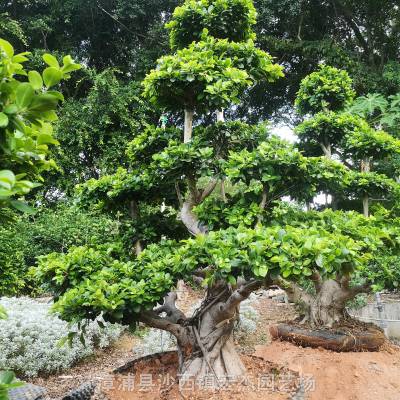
xmin=139 ymin=311 xmax=184 ymax=337
xmin=200 ymin=178 xmax=218 ymax=202
xmin=311 ymin=271 xmax=323 ymax=293
xmin=349 ymin=282 xmax=371 ymax=296
xmin=257 ymin=188 xmax=268 ymax=224
xmin=320 ymin=142 xmax=332 ymax=158
xmin=330 ymin=0 xmax=371 ymax=58
xmin=218 ymin=280 xmax=263 ymax=320
xmin=154 ymin=292 xmax=187 ymax=324
xmin=276 ymin=277 xmax=313 ymax=306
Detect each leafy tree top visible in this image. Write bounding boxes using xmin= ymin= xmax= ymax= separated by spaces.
xmin=166 ymin=0 xmax=257 ymax=50
xmin=295 ymin=112 xmax=371 ymax=155
xmin=142 ymin=33 xmax=283 ymax=113
xmin=295 ymin=64 xmax=355 ymax=115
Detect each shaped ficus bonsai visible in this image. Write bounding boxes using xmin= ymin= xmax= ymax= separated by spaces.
xmin=36 ymin=0 xmax=400 ymax=383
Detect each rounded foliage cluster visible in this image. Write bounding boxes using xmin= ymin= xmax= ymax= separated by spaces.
xmin=166 ymin=0 xmax=257 ymax=50
xmin=295 ymin=112 xmax=371 ymax=154
xmin=295 ymin=65 xmax=355 ymax=115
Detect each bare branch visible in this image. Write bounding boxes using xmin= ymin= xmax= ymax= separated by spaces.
xmin=218 ymin=280 xmax=263 ymax=320
xmin=320 ymin=142 xmax=332 ymax=158
xmin=200 ymin=178 xmax=218 ymax=202
xmin=311 ymin=271 xmax=323 ymax=293
xmin=330 ymin=0 xmax=371 ymax=59
xmin=154 ymin=292 xmax=187 ymax=324
xmin=139 ymin=311 xmax=184 ymax=337
xmin=349 ymin=282 xmax=371 ymax=296
xmin=257 ymin=188 xmax=268 ymax=224
xmin=221 ymin=179 xmax=227 ymax=203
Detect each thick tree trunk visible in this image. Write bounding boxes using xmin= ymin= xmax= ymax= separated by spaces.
xmin=363 ymin=195 xmax=369 ymax=218
xmin=143 ymin=281 xmax=262 ymax=385
xmin=129 ymin=200 xmax=143 ymax=256
xmin=280 ymin=276 xmax=370 ymax=328
xmin=320 ymin=137 xmax=332 ymax=159
xmin=184 ymin=109 xmax=194 ymax=143
xmin=179 ymin=280 xmax=261 ymax=382
xmin=180 ymin=298 xmax=245 ymax=383
xmin=361 ymin=157 xmax=371 ymax=217
xmin=307 ymin=280 xmax=351 ymax=327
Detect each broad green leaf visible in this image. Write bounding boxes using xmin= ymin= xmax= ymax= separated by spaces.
xmin=0 ymin=39 xmax=14 ymax=58
xmin=43 ymin=67 xmax=62 ymax=88
xmin=0 ymin=170 xmax=15 ymax=187
xmin=28 ymin=71 xmax=43 ymax=90
xmin=29 ymin=94 xmax=59 ymax=112
xmin=63 ymin=55 xmax=73 ymax=66
xmin=16 ymin=83 xmax=34 ymax=109
xmin=0 ymin=305 xmax=7 ymax=320
xmin=0 ymin=371 xmax=15 ymax=385
xmin=37 ymin=133 xmax=59 ymax=145
xmin=43 ymin=53 xmax=60 ymax=68
xmin=10 ymin=200 xmax=36 ymax=214
xmin=0 ymin=113 xmax=9 ymax=128
xmin=61 ymin=63 xmax=81 ymax=74
xmin=3 ymin=104 xmax=18 ymax=114
xmin=282 ymin=269 xmax=291 ymax=278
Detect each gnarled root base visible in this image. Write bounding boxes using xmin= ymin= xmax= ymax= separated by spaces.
xmin=270 ymin=323 xmax=385 ymax=352
xmin=181 ymin=336 xmax=246 ymax=384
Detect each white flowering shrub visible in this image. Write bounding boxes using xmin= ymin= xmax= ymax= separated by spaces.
xmin=236 ymin=293 xmax=260 ymax=335
xmin=133 ymin=328 xmax=176 ymax=356
xmin=0 ymin=297 xmax=124 ymax=377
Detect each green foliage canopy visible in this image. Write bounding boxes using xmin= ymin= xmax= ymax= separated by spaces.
xmin=166 ymin=0 xmax=257 ymax=50
xmin=0 ymin=38 xmax=80 ymax=213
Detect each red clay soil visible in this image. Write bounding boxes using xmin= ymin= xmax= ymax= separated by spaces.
xmin=255 ymin=340 xmax=400 ymax=400
xmin=102 ymin=351 xmax=301 ymax=400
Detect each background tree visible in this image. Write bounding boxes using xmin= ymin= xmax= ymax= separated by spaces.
xmin=295 ymin=65 xmax=400 ymax=216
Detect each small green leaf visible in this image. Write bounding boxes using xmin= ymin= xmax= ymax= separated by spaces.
xmin=0 ymin=113 xmax=9 ymax=128
xmin=0 ymin=371 xmax=15 ymax=385
xmin=282 ymin=270 xmax=291 ymax=278
xmin=10 ymin=200 xmax=36 ymax=214
xmin=16 ymin=83 xmax=34 ymax=109
xmin=0 ymin=39 xmax=14 ymax=58
xmin=0 ymin=170 xmax=15 ymax=187
xmin=28 ymin=71 xmax=43 ymax=90
xmin=43 ymin=53 xmax=60 ymax=68
xmin=316 ymin=254 xmax=324 ymax=267
xmin=3 ymin=104 xmax=18 ymax=114
xmin=37 ymin=133 xmax=59 ymax=145
xmin=43 ymin=67 xmax=62 ymax=88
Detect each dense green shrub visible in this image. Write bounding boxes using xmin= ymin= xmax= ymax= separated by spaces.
xmin=0 ymin=203 xmax=121 ymax=295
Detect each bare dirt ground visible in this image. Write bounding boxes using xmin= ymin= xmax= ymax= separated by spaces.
xmin=104 ymin=351 xmax=299 ymax=400
xmin=255 ymin=341 xmax=400 ymax=400
xmin=29 ymin=288 xmax=400 ymax=400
